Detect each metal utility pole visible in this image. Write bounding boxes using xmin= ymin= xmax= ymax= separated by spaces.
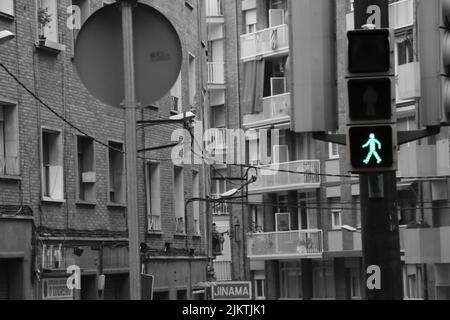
xmin=120 ymin=0 xmax=141 ymax=300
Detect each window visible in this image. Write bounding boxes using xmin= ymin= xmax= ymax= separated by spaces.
xmin=350 ymin=270 xmax=361 ymax=299
xmin=329 ymin=142 xmax=339 ymax=159
xmin=42 ymin=129 xmax=64 ymax=201
xmin=146 ymin=162 xmax=161 ymax=232
xmin=192 ymin=170 xmax=200 ymax=235
xmin=397 ymin=35 xmax=414 ymax=66
xmin=0 ymin=0 xmax=14 ymax=16
xmin=77 ymin=136 xmax=95 ymax=202
xmin=254 ymin=271 xmax=266 ymax=300
xmin=170 ymin=73 xmax=182 ymax=113
xmin=244 ymin=9 xmax=257 ymax=34
xmin=38 ymin=0 xmax=59 ymax=43
xmin=279 ymin=261 xmax=302 ymax=299
xmin=174 ymin=166 xmax=185 ymax=234
xmin=331 ymin=210 xmax=342 ymax=230
xmin=0 ymin=103 xmax=19 ymax=176
xmin=251 ymin=206 xmax=264 ymax=233
xmin=312 ymin=261 xmax=335 ymax=299
xmin=189 ymin=53 xmax=197 ymax=106
xmin=108 ymin=141 xmax=125 ymax=204
xmin=71 ymin=0 xmax=90 ymax=44
xmin=275 ymin=212 xmax=290 ymax=231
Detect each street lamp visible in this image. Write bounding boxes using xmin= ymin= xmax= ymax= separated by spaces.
xmin=0 ymin=30 xmax=14 ymax=45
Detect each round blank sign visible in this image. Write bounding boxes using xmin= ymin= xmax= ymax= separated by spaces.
xmin=74 ymin=2 xmax=182 ymax=107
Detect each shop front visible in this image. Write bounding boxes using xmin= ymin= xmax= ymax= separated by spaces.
xmin=0 ymin=215 xmax=33 ymax=300
xmin=36 ymin=241 xmax=129 ymax=300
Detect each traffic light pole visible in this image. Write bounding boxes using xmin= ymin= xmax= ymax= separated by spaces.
xmin=359 ymin=172 xmax=403 ymax=299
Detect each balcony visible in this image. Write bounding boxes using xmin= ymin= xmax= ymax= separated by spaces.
xmin=346 ymin=0 xmax=413 ymax=31
xmin=242 ymin=93 xmax=291 ymax=128
xmin=247 ymin=229 xmax=323 ymax=260
xmin=397 ymin=62 xmax=420 ymax=102
xmin=248 ymin=160 xmax=321 ymax=195
xmin=207 ymin=62 xmax=225 ymax=87
xmin=213 ymin=260 xmax=232 ymax=281
xmin=398 ymin=143 xmax=436 ymax=179
xmin=326 ymin=229 xmax=362 ymax=255
xmin=211 ymin=194 xmax=229 ymax=215
xmin=206 ymin=0 xmax=224 ymax=24
xmin=389 ymin=0 xmax=414 ymax=30
xmin=403 ymin=228 xmax=441 ymax=264
xmin=240 ymin=24 xmax=289 ymax=61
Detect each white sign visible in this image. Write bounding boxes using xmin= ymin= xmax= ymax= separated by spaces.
xmin=42 ymin=278 xmax=74 ymax=300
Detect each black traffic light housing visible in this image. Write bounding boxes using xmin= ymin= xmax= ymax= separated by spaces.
xmin=346 ymin=28 xmax=397 ymax=173
xmin=348 ymin=125 xmax=395 ymax=172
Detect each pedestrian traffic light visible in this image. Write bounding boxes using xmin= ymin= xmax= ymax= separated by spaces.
xmin=348 ymin=125 xmax=396 ymax=171
xmin=346 ymin=27 xmax=397 ymax=173
xmin=418 ymin=0 xmax=450 ymax=126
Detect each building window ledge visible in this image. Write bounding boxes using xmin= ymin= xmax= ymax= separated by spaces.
xmin=41 ymin=197 xmax=66 ymax=204
xmin=0 ymin=175 xmax=22 ymax=182
xmin=174 ymin=233 xmax=188 ymax=238
xmin=75 ymin=201 xmax=97 ymax=207
xmin=35 ymin=38 xmax=66 ymax=54
xmin=147 ymin=230 xmax=164 ymax=236
xmin=107 ymin=202 xmax=127 ymax=209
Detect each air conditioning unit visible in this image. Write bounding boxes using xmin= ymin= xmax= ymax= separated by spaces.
xmin=270 ymin=77 xmax=286 ymax=96
xmin=82 ymin=171 xmax=96 ymax=183
xmin=269 ymin=9 xmax=285 ymax=27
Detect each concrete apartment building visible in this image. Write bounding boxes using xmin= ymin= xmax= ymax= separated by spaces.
xmin=0 ymin=0 xmax=209 ymax=300
xmin=208 ymin=0 xmax=450 ymax=300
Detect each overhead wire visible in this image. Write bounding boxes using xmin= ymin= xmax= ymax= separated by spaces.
xmin=3 ymin=62 xmax=450 ymax=182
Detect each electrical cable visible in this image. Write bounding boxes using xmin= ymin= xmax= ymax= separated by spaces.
xmin=3 ymin=62 xmax=450 ymax=182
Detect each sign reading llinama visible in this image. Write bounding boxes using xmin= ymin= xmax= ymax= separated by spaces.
xmin=211 ymin=282 xmax=252 ymax=300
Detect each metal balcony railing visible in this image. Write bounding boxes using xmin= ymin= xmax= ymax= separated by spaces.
xmin=248 ymin=160 xmax=321 ymax=194
xmin=247 ymin=229 xmax=323 ymax=260
xmin=240 ymin=24 xmax=289 ymax=61
xmin=211 ymin=194 xmax=229 ymax=215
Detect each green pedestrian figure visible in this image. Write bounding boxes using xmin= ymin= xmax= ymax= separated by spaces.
xmin=362 ymin=133 xmax=382 ymax=165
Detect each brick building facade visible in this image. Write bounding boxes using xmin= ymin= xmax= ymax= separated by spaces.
xmin=0 ymin=0 xmax=209 ymax=300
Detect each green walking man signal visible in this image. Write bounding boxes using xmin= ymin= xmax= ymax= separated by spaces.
xmin=362 ymin=133 xmax=382 ymax=165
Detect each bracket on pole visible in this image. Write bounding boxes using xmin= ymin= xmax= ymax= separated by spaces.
xmin=313 ymin=126 xmax=441 ymax=147
xmin=397 ymin=126 xmax=441 ymax=146
xmin=312 ymin=132 xmax=347 ymax=146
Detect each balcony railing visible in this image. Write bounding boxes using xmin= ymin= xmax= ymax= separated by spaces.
xmin=207 ymin=62 xmax=225 ymax=85
xmin=327 ymin=229 xmax=362 ymax=252
xmin=240 ymin=24 xmax=289 ymax=61
xmin=398 ymin=143 xmax=436 ymax=178
xmin=346 ymin=0 xmax=413 ymax=31
xmin=397 ymin=62 xmax=420 ymax=101
xmin=248 ymin=160 xmax=321 ymax=194
xmin=242 ymin=93 xmax=291 ymax=128
xmin=247 ymin=229 xmax=323 ymax=260
xmin=389 ymin=0 xmax=414 ymax=29
xmin=206 ymin=0 xmax=222 ymax=17
xmin=211 ymin=194 xmax=229 ymax=215
xmin=213 ymin=260 xmax=232 ymax=281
